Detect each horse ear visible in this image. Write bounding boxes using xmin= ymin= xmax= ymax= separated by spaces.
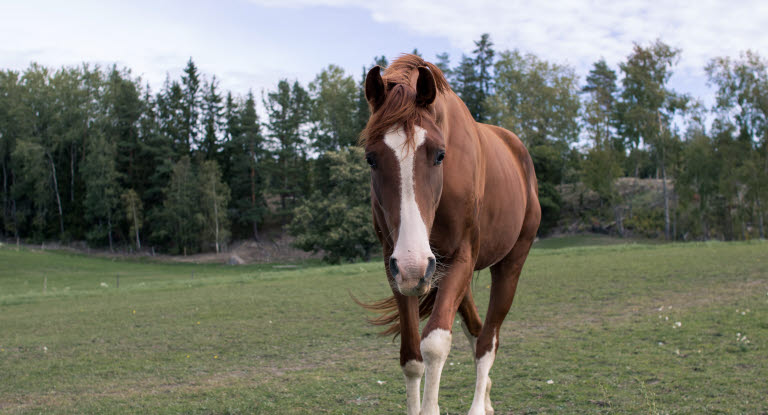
xmin=365 ymin=66 xmax=385 ymax=112
xmin=415 ymin=66 xmax=437 ymax=107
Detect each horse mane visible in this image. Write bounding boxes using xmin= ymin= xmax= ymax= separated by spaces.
xmin=360 ymin=54 xmax=450 ymax=147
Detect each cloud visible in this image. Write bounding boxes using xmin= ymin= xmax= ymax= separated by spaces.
xmin=251 ymin=0 xmax=768 ymax=101
xmin=252 ymin=0 xmax=766 ymax=72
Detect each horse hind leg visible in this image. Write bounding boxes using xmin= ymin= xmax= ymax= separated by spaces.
xmin=458 ymin=290 xmax=482 ymax=355
xmin=468 ymin=236 xmax=535 ymax=415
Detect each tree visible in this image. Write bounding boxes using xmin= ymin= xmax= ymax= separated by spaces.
xmin=263 ymin=79 xmax=311 ymax=221
xmin=121 ymin=189 xmax=143 ymax=249
xmin=706 ymin=50 xmax=768 ymax=238
xmin=81 ymin=131 xmax=121 ymax=250
xmin=198 ymin=160 xmax=230 ymax=253
xmin=486 ymin=50 xmax=580 ymax=234
xmin=161 ymin=156 xmax=200 ymax=255
xmin=435 ymin=53 xmax=451 ymax=78
xmin=581 ymin=59 xmax=624 ymax=234
xmin=473 ymin=33 xmax=495 ymax=113
xmin=309 ymin=65 xmax=360 ymax=151
xmin=452 ymin=54 xmax=483 ymax=121
xmin=223 ymin=91 xmax=267 ymax=240
xmin=289 ymin=147 xmax=378 ymax=263
xmin=105 ymin=66 xmax=143 ymax=196
xmin=200 ymin=76 xmax=223 ymax=159
xmin=180 ymin=58 xmax=201 ymax=154
xmin=618 ymin=40 xmax=687 ymax=240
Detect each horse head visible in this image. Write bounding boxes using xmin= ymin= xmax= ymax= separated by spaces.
xmin=363 ymin=65 xmax=446 ymax=296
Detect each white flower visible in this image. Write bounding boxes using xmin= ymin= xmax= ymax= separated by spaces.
xmin=100 ymin=282 xmax=108 ymax=288
xmin=674 ymin=321 xmax=682 ymax=328
xmin=376 ymin=380 xmax=386 ymax=385
xmin=546 ymin=379 xmax=554 ymax=384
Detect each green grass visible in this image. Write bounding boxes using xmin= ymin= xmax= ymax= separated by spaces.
xmin=1 ymin=238 xmax=766 ymax=414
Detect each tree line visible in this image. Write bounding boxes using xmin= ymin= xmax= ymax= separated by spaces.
xmin=1 ymin=36 xmax=766 ymax=261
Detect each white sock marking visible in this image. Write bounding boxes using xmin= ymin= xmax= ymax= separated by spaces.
xmin=469 ymin=333 xmax=496 ymax=415
xmin=420 ymin=328 xmax=451 ymax=415
xmin=402 ymin=359 xmax=424 ymax=415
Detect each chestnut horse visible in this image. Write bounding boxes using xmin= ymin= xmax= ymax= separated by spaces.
xmin=360 ymin=54 xmax=541 ymax=415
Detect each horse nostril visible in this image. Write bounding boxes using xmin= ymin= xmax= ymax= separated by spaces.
xmin=389 ymin=257 xmax=399 ymax=277
xmin=424 ymin=257 xmax=436 ymax=279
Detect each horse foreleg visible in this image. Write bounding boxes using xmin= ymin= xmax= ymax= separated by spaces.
xmin=420 ymin=251 xmax=474 ymax=415
xmin=396 ymin=293 xmax=424 ymax=415
xmin=469 ymin=237 xmax=534 ymax=415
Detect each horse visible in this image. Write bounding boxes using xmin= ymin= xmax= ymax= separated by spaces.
xmin=359 ymin=54 xmax=541 ymax=415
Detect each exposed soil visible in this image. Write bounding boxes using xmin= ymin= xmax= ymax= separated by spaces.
xmin=1 ymin=235 xmax=322 ymax=265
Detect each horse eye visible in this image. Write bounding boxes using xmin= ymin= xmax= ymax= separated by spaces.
xmin=366 ymin=154 xmax=377 ymax=168
xmin=434 ymin=150 xmax=445 ymax=166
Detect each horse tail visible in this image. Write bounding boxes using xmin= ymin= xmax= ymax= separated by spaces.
xmin=351 ymin=290 xmax=438 ymax=338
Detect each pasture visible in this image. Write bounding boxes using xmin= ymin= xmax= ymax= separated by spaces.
xmin=0 ymin=238 xmax=766 ymax=414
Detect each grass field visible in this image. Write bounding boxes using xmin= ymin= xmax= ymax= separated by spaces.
xmin=1 ymin=237 xmax=766 ymax=414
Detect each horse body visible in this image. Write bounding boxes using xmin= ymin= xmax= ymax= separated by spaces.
xmin=362 ymin=54 xmax=540 ymax=415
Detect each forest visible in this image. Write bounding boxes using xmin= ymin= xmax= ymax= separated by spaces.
xmin=0 ymin=35 xmax=766 ymax=262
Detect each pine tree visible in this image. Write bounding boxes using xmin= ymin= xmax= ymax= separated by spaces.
xmin=201 ymin=76 xmax=223 ymax=159
xmin=473 ymin=33 xmax=495 ymax=120
xmin=263 ymin=80 xmax=311 ymax=222
xmin=180 ymin=58 xmax=201 ymax=154
xmin=223 ymin=91 xmax=267 ymax=240
xmin=435 ymin=52 xmax=452 ymax=78
xmin=582 ymin=59 xmax=624 ymax=234
xmin=452 ymin=54 xmax=482 ymax=121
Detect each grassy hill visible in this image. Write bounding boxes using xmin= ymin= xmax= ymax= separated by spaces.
xmin=1 ymin=238 xmax=766 ymax=414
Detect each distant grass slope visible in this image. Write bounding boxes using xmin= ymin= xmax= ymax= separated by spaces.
xmin=1 ymin=240 xmax=766 ymax=414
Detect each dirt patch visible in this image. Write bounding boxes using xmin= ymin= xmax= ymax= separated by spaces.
xmin=3 ymin=235 xmax=322 ymax=265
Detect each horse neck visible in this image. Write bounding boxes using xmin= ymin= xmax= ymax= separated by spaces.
xmin=435 ymin=91 xmax=481 ymax=150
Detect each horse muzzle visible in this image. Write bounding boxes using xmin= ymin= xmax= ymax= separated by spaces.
xmin=390 ymin=256 xmax=436 ymax=296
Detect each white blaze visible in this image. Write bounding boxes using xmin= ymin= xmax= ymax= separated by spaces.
xmin=383 ymin=126 xmax=432 ymax=275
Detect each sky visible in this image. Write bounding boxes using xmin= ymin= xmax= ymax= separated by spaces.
xmin=2 ymin=0 xmax=767 ymax=108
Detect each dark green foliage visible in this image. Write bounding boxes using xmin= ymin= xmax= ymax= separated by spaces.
xmin=289 ymin=148 xmax=377 ymax=263
xmin=81 ymin=131 xmax=120 ymax=250
xmin=180 ymin=58 xmax=201 ymax=154
xmin=222 ymin=91 xmax=268 ymax=240
xmin=263 ymin=80 xmax=312 ymax=222
xmin=309 ymin=65 xmax=361 ymax=151
xmin=452 ymin=54 xmax=483 ymax=120
xmin=1 ymin=43 xmax=766 ymax=258
xmin=200 ymin=76 xmax=223 ymax=160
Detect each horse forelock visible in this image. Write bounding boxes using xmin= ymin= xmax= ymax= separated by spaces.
xmin=360 ymin=54 xmax=450 ymax=148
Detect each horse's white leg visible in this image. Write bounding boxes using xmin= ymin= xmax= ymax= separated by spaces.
xmin=468 ymin=334 xmax=496 ymax=415
xmin=461 ymin=298 xmax=493 ymax=415
xmin=420 ymin=328 xmax=451 ymax=415
xmin=403 ymin=360 xmax=424 ymax=415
